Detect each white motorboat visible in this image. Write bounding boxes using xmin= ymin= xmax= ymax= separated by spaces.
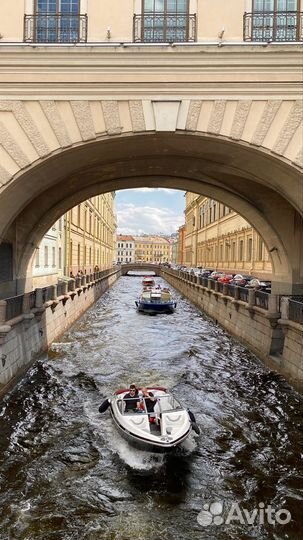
xmin=99 ymin=387 xmax=196 ymax=452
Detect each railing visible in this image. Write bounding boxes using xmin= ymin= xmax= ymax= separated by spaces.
xmin=279 ymin=295 xmax=303 ymax=324
xmin=227 ymin=284 xmax=236 ymax=298
xmin=24 ymin=14 xmax=88 ymax=43
xmin=243 ymin=11 xmax=303 ymax=41
xmin=239 ymin=287 xmax=249 ymax=302
xmin=133 ymin=13 xmax=197 ymax=43
xmin=5 ymin=295 xmax=24 ymax=321
xmin=254 ymin=290 xmax=269 ymax=310
xmin=289 ymin=297 xmax=303 ymax=324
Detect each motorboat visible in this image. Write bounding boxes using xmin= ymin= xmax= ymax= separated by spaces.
xmin=99 ymin=387 xmax=197 ymax=452
xmin=135 ymin=286 xmax=177 ymax=314
xmin=142 ymin=275 xmax=156 ymax=288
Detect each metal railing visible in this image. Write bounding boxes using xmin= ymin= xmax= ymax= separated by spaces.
xmin=133 ymin=13 xmax=197 ymax=43
xmin=243 ymin=11 xmax=303 ymax=41
xmin=239 ymin=287 xmax=249 ymax=302
xmin=289 ymin=297 xmax=303 ymax=324
xmin=24 ymin=14 xmax=88 ymax=43
xmin=254 ymin=290 xmax=269 ymax=310
xmin=6 ymin=295 xmax=24 ymax=321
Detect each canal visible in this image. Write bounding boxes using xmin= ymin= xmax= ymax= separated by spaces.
xmin=0 ymin=275 xmax=302 ymax=540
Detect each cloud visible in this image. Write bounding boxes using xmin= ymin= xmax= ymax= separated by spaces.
xmin=129 ymin=188 xmax=181 ymax=195
xmin=116 ymin=203 xmax=184 ymax=235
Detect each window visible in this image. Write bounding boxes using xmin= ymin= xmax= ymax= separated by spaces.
xmin=45 ymin=245 xmax=49 ymax=267
xmin=58 ymin=247 xmax=62 ymax=269
xmin=245 ymin=0 xmax=301 ymax=41
xmin=29 ymin=0 xmax=85 ymax=44
xmin=247 ymin=238 xmax=253 ymax=261
xmin=239 ymin=240 xmax=244 ymax=261
xmin=135 ymin=0 xmax=195 ymax=43
xmin=35 ymin=248 xmax=40 ymax=267
xmin=258 ymin=238 xmax=264 ymax=260
xmin=52 ymin=246 xmax=56 ymax=267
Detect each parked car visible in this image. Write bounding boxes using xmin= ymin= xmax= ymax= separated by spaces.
xmin=199 ymin=269 xmax=214 ymax=278
xmin=230 ymin=274 xmax=256 ymax=287
xmin=210 ymin=271 xmax=225 ymax=280
xmin=245 ymin=278 xmax=272 ymax=293
xmin=217 ymin=273 xmax=235 ymax=284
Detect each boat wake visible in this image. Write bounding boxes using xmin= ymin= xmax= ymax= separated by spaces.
xmin=84 ymin=401 xmax=166 ymax=472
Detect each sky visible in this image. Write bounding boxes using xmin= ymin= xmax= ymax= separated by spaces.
xmin=115 ymin=188 xmax=186 ymax=236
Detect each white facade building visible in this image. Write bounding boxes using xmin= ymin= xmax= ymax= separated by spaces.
xmin=116 ymin=235 xmax=135 ymax=263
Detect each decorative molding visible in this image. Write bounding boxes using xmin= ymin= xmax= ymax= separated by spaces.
xmin=208 ymin=100 xmax=226 ymax=134
xmin=129 ymin=100 xmax=146 ymax=132
xmin=273 ymin=100 xmax=303 ymax=155
xmin=101 ymin=101 xmax=121 ymax=135
xmin=40 ymin=101 xmax=72 ymax=147
xmin=230 ymin=100 xmax=252 ymax=140
xmin=0 ymin=101 xmax=50 ymax=157
xmin=186 ymin=100 xmax=202 ymax=131
xmin=0 ymin=120 xmax=30 ymax=168
xmin=251 ymin=100 xmax=282 ymax=146
xmin=71 ymin=101 xmax=96 ymax=141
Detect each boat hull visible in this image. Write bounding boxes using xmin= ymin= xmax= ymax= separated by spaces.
xmin=110 ymin=406 xmax=191 ymax=453
xmin=135 ymin=300 xmax=176 ymax=314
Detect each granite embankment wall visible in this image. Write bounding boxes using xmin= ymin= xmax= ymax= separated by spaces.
xmin=161 ymin=269 xmax=303 ymax=393
xmin=0 ymin=269 xmax=120 ymax=399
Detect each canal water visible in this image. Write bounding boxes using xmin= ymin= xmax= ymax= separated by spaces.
xmin=0 ymin=276 xmax=302 ymax=540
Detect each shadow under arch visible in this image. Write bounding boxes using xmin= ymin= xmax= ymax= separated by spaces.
xmin=0 ymin=132 xmax=302 ymax=295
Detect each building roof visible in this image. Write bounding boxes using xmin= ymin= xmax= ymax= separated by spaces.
xmin=116 ymin=235 xmax=135 ymax=242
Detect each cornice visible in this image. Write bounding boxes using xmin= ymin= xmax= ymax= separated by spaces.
xmin=0 ymin=43 xmax=302 ymax=68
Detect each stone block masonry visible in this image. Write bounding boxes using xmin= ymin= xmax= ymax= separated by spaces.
xmin=0 ymin=270 xmax=120 ymax=399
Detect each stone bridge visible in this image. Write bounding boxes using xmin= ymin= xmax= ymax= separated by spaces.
xmin=120 ymin=264 xmax=160 ymax=276
xmin=0 ymin=44 xmax=302 ymax=297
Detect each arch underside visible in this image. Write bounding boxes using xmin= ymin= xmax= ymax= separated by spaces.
xmin=0 ymin=132 xmax=302 ymax=295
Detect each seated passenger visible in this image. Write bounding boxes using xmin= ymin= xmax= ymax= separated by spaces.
xmin=123 ymin=384 xmax=140 ymax=412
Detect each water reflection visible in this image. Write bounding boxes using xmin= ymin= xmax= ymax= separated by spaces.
xmin=0 ymin=275 xmax=302 ymax=540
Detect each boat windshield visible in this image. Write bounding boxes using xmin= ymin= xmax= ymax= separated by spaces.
xmin=157 ymin=394 xmax=183 ymax=412
xmin=117 ymin=393 xmax=182 ymax=415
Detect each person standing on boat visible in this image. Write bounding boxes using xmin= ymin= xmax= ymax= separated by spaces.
xmin=123 ymin=384 xmax=140 ymax=412
xmin=141 ymin=388 xmax=157 ymax=413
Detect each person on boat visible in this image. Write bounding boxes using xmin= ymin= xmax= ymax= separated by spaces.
xmin=123 ymin=384 xmax=140 ymax=412
xmin=141 ymin=387 xmax=158 ymax=423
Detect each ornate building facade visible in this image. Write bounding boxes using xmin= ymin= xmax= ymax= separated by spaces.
xmin=65 ymin=194 xmax=116 ymax=276
xmin=184 ymin=193 xmax=272 ymax=278
xmin=133 ymin=236 xmax=171 ymax=263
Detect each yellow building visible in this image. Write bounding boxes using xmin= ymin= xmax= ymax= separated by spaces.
xmin=65 ymin=193 xmax=116 ymax=276
xmin=134 ymin=236 xmax=171 ymax=264
xmin=185 ymin=193 xmax=272 ymax=278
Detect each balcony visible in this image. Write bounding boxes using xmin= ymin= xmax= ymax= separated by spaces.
xmin=133 ymin=13 xmax=196 ymax=43
xmin=24 ymin=14 xmax=88 ymax=43
xmin=244 ymin=11 xmax=303 ymax=42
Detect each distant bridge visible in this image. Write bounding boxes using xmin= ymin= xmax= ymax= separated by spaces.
xmin=120 ymin=263 xmax=161 ymax=276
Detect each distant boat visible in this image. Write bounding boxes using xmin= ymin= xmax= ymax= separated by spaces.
xmin=135 ymin=286 xmax=177 ymax=314
xmin=142 ymin=276 xmax=156 ymax=288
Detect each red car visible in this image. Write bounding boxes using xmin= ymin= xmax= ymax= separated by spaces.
xmin=217 ymin=274 xmax=235 ymax=284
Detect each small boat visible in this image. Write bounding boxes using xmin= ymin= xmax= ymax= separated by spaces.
xmin=135 ymin=286 xmax=177 ymax=314
xmin=99 ymin=387 xmax=195 ymax=452
xmin=142 ymin=275 xmax=155 ymax=288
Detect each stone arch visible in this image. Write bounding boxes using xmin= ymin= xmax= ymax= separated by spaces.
xmin=0 ymin=98 xmax=302 ymax=295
